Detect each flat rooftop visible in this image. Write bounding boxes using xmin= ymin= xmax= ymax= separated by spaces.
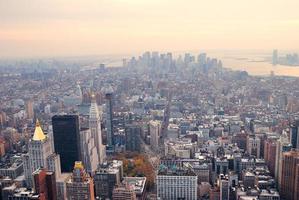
xmin=123 ymin=177 xmax=146 ymax=194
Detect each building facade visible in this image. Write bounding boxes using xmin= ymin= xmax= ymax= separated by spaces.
xmin=89 ymin=95 xmax=105 ymax=164
xmin=125 ymin=124 xmax=141 ymax=152
xmin=149 ymin=120 xmax=161 ymax=151
xmin=112 ymin=185 xmax=136 ymax=200
xmin=23 ymin=120 xmax=61 ymax=187
xmin=32 ymin=168 xmax=57 ymax=200
xmin=247 ymin=135 xmax=261 ymax=158
xmin=66 ymin=161 xmax=95 ymax=200
xmin=280 ymin=150 xmax=299 ymax=200
xmin=52 ymin=115 xmax=81 ymax=172
xmin=94 ymin=161 xmax=123 ymax=199
xmin=105 ymin=93 xmax=114 ymax=147
xmin=79 ymin=128 xmax=98 ymax=173
xmin=157 ymin=168 xmax=197 ymax=200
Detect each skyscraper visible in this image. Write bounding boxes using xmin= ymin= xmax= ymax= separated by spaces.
xmin=149 ymin=120 xmax=161 ymax=151
xmin=197 ymin=53 xmax=207 ymax=66
xmin=280 ymin=150 xmax=299 ymax=200
xmin=291 ymin=121 xmax=299 ymax=149
xmin=66 ymin=161 xmax=95 ymax=200
xmin=125 ymin=124 xmax=141 ymax=152
xmin=275 ymin=132 xmax=292 ymax=188
xmin=33 ymin=168 xmax=57 ymax=200
xmin=264 ymin=137 xmax=278 ymax=176
xmin=105 ymin=93 xmax=114 ymax=148
xmin=94 ymin=160 xmax=123 ymax=199
xmin=89 ymin=94 xmax=105 ymax=164
xmin=23 ymin=120 xmax=61 ymax=187
xmin=52 ymin=115 xmax=81 ymax=172
xmin=79 ymin=128 xmax=98 ymax=173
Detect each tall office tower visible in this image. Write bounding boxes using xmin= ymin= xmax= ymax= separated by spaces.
xmin=264 ymin=137 xmax=278 ymax=176
xmin=246 ymin=135 xmax=261 ymax=158
xmin=290 ymin=121 xmax=299 ymax=149
xmin=125 ymin=124 xmax=141 ymax=152
xmin=258 ymin=134 xmax=267 ymax=159
xmin=272 ymin=49 xmax=278 ymax=65
xmin=280 ymin=150 xmax=299 ymax=200
xmin=166 ymin=52 xmax=173 ymax=70
xmin=80 ymin=128 xmax=98 ymax=173
xmin=275 ymin=132 xmax=292 ymax=188
xmin=52 ymin=115 xmax=81 ymax=172
xmin=142 ymin=51 xmax=151 ymax=67
xmin=89 ymin=94 xmax=105 ymax=164
xmin=112 ymin=184 xmax=136 ymax=200
xmin=219 ymin=175 xmax=229 ymax=200
xmin=184 ymin=53 xmax=192 ymax=66
xmin=197 ymin=53 xmax=207 ymax=66
xmin=23 ymin=120 xmax=61 ymax=188
xmin=25 ymin=99 xmax=34 ymax=120
xmin=94 ymin=160 xmax=123 ymax=199
xmin=47 ymin=125 xmax=55 ymax=154
xmin=157 ymin=167 xmax=197 ymax=200
xmin=149 ymin=120 xmax=161 ymax=151
xmin=275 ymin=131 xmax=292 ymax=177
xmin=66 ymin=161 xmax=95 ymax=200
xmin=105 ymin=93 xmax=114 ymax=148
xmin=33 ymin=168 xmax=57 ymax=200
xmin=75 ymin=84 xmax=83 ymax=105
xmin=151 ymin=51 xmax=160 ymax=68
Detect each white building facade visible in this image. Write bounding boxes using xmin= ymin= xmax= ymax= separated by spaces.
xmin=157 ymin=174 xmax=197 ymax=200
xmin=89 ymin=95 xmax=106 ymax=164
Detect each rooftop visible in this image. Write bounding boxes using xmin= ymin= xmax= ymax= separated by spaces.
xmin=158 ymin=164 xmax=197 ymax=176
xmin=123 ymin=177 xmax=146 ymax=194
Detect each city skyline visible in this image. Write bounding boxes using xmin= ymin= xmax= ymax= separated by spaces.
xmin=1 ymin=0 xmax=299 ymax=58
xmin=1 ymin=1 xmax=299 ymax=199
xmin=1 ymin=50 xmax=299 ymax=199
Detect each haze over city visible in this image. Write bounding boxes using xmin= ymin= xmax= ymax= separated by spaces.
xmin=1 ymin=1 xmax=299 ymax=200
xmin=1 ymin=0 xmax=299 ymax=58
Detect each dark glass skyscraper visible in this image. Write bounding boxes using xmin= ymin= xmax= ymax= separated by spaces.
xmin=291 ymin=125 xmax=298 ymax=149
xmin=52 ymin=115 xmax=81 ymax=172
xmin=105 ymin=93 xmax=114 ymax=147
xmin=291 ymin=120 xmax=299 ymax=149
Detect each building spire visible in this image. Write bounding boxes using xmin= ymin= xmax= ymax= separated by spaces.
xmin=91 ymin=92 xmax=96 ymax=103
xmin=32 ymin=119 xmax=46 ymax=141
xmin=90 ymin=92 xmax=99 ymax=119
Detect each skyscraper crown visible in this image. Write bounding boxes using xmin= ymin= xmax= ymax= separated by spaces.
xmin=33 ymin=119 xmax=46 ymax=141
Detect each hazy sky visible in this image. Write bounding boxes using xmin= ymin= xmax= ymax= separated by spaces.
xmin=0 ymin=0 xmax=299 ymax=58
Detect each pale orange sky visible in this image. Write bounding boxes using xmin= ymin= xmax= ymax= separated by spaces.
xmin=0 ymin=0 xmax=299 ymax=58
